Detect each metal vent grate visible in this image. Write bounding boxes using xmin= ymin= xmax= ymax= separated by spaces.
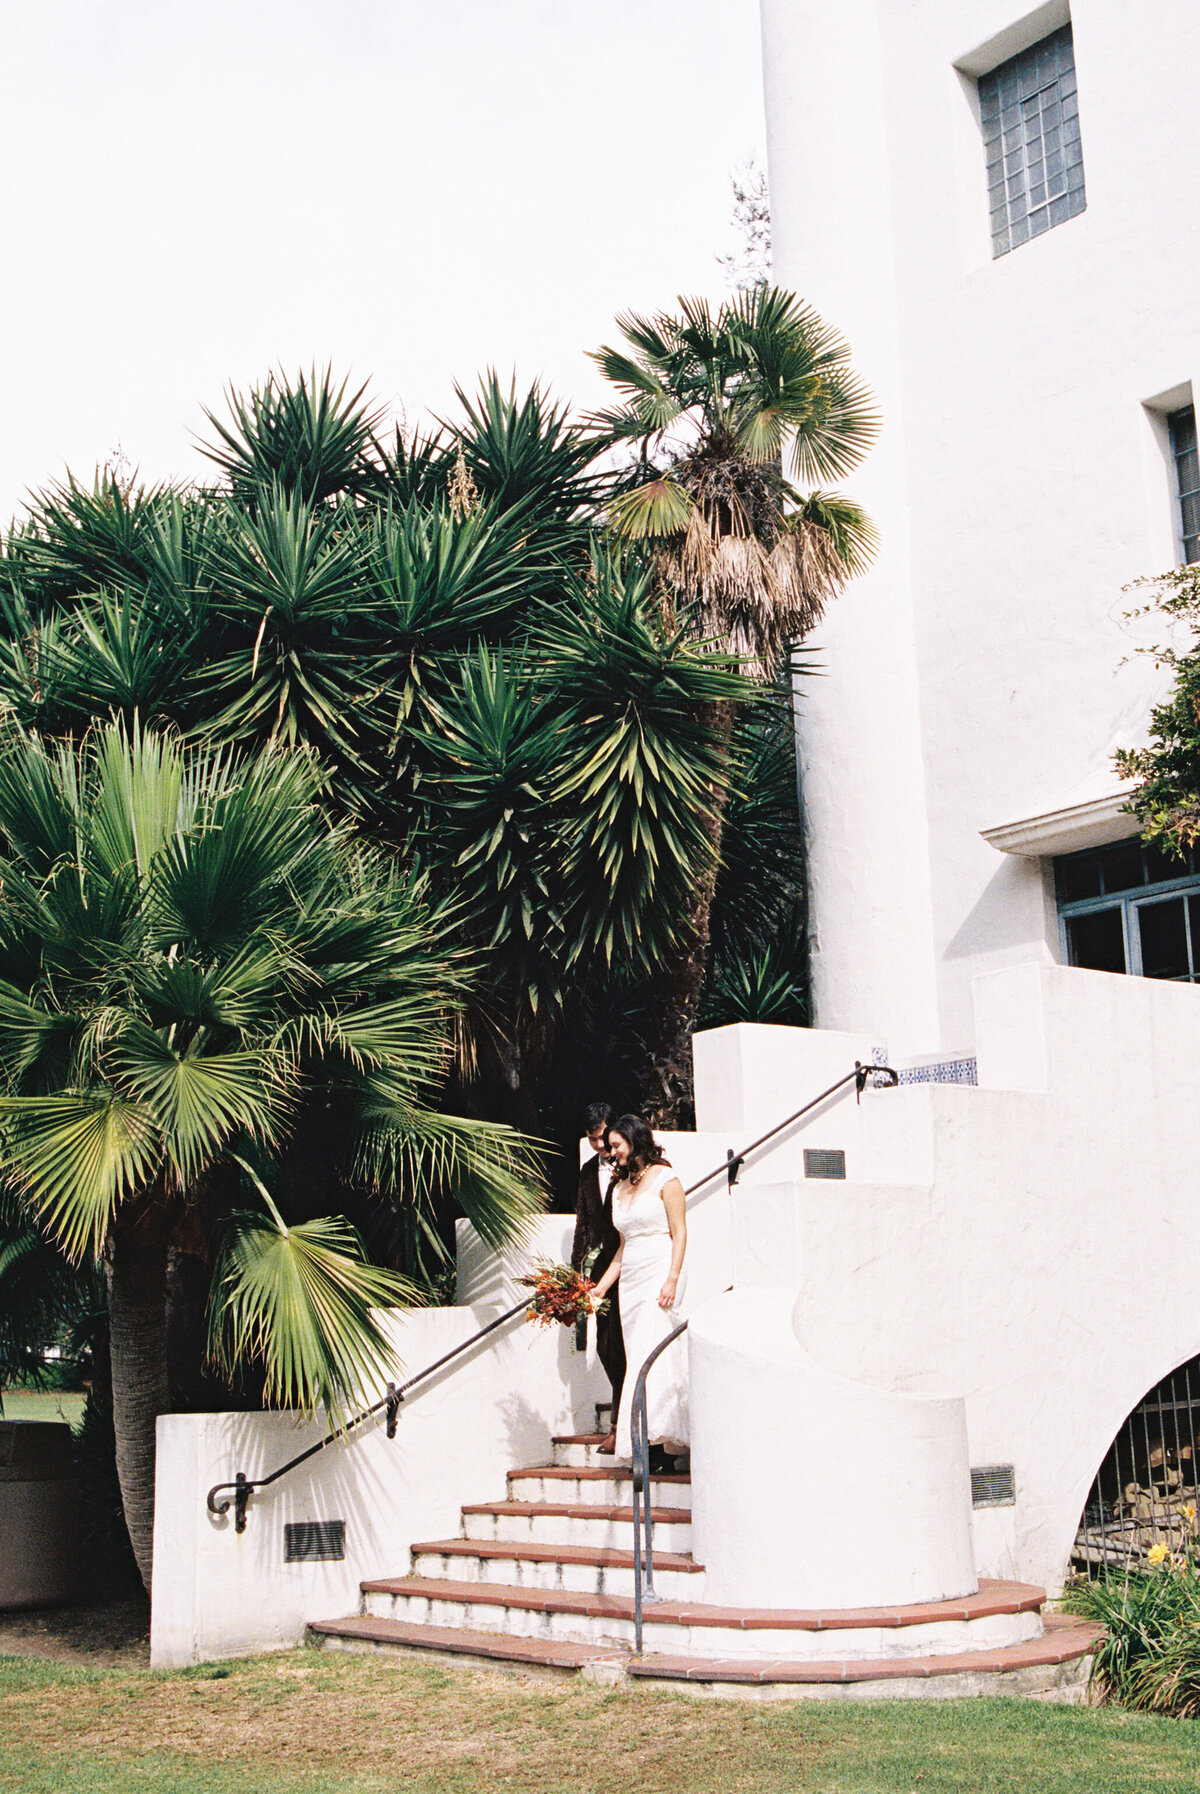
xmin=284 ymin=1520 xmax=345 ymax=1563
xmin=803 ymin=1148 xmax=846 ymax=1180
xmin=971 ymin=1465 xmax=1016 ymax=1508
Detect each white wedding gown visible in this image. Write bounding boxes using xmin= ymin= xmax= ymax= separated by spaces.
xmin=612 ymin=1163 xmax=688 ymax=1461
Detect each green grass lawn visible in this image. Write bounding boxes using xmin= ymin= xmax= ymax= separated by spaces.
xmin=0 ymin=1387 xmax=86 ymax=1429
xmin=0 ymin=1649 xmax=1197 ymax=1794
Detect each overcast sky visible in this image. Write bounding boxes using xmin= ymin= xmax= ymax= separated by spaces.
xmin=0 ymin=1 xmax=766 ymax=518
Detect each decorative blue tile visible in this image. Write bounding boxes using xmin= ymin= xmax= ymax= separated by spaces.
xmin=896 ymin=1058 xmax=978 ymax=1087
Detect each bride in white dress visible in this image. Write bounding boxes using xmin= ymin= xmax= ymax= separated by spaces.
xmin=590 ymin=1114 xmax=688 ymax=1462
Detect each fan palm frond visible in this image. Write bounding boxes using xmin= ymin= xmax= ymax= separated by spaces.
xmin=207 ymin=1197 xmax=418 ymax=1417
xmin=0 ymin=1092 xmax=160 ymax=1261
xmin=593 ymin=286 xmax=878 ymax=671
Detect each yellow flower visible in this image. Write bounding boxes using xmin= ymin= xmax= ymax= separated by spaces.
xmin=1148 ymin=1543 xmax=1171 ymax=1566
xmin=1186 ymin=1506 xmax=1197 ymax=1522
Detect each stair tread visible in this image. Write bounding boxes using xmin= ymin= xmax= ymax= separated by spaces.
xmin=626 ymin=1618 xmax=1103 ymax=1684
xmin=309 ymin=1614 xmax=1103 ymax=1684
xmin=409 ymin=1538 xmax=703 ymax=1572
xmin=512 ymin=1465 xmax=690 ymax=1485
xmin=360 ymin=1574 xmax=1047 ymax=1629
xmin=309 ymin=1614 xmax=613 ymax=1670
xmin=461 ymin=1499 xmax=692 ymax=1523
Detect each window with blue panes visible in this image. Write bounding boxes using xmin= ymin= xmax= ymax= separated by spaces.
xmin=1057 ymin=838 xmax=1200 ymax=980
xmin=979 ymin=24 xmax=1086 ymax=258
xmin=1169 ymin=406 xmax=1200 ymax=564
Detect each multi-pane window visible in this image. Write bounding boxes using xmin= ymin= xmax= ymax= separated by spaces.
xmin=979 ymin=24 xmax=1086 ymax=258
xmin=1057 ymin=838 xmax=1200 ymax=981
xmin=1169 ymin=406 xmax=1200 ymax=564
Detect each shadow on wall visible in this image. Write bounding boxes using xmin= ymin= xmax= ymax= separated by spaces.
xmin=941 ymin=851 xmax=1054 ymax=963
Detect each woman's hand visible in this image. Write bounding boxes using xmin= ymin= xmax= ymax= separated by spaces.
xmin=657 ymin=1274 xmax=678 ymax=1310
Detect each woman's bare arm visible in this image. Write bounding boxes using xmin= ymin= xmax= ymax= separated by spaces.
xmin=591 ymin=1240 xmax=624 ymax=1300
xmin=658 ymin=1177 xmax=687 ymax=1309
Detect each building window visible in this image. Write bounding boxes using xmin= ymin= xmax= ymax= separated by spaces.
xmin=1057 ymin=838 xmax=1200 ymax=980
xmin=979 ymin=24 xmax=1086 ymax=258
xmin=1169 ymin=406 xmax=1200 ymax=564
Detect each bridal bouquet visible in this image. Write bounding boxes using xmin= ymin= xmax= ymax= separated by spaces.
xmin=520 ymin=1258 xmax=608 ymax=1328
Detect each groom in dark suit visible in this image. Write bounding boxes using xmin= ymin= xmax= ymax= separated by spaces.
xmin=571 ymin=1100 xmax=625 ymax=1440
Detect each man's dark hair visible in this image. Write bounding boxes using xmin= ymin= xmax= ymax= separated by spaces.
xmin=584 ymin=1101 xmax=615 ymax=1132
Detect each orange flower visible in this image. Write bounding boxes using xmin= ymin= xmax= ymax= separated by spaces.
xmin=519 ymin=1259 xmax=609 ymax=1328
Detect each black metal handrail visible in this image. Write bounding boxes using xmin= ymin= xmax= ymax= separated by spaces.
xmin=206 ymin=1297 xmax=529 ymax=1531
xmin=208 ymin=1058 xmax=898 ymax=1533
xmin=630 ymin=1320 xmax=689 ymax=1653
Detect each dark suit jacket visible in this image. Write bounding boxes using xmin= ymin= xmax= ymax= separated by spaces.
xmin=571 ymin=1154 xmax=620 ymax=1277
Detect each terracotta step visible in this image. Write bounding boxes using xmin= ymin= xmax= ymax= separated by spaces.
xmin=549 ymin=1440 xmax=609 ymax=1468
xmin=626 ymin=1615 xmax=1103 ymax=1690
xmin=308 ymin=1613 xmax=611 ymax=1673
xmin=408 ymin=1535 xmax=704 ymax=1598
xmin=508 ymin=1466 xmax=690 ymax=1506
xmin=512 ymin=1465 xmax=689 ymax=1484
xmin=460 ymin=1498 xmax=693 ymax=1551
xmin=307 ymin=1611 xmax=1103 ymax=1700
xmin=357 ymin=1575 xmax=1047 ymax=1659
xmin=409 ymin=1537 xmax=703 ymax=1573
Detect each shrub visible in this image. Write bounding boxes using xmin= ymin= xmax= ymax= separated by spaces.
xmin=1064 ymin=1562 xmax=1200 ymax=1715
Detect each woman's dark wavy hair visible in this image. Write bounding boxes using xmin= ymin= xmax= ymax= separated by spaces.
xmin=608 ymin=1113 xmax=668 ymax=1181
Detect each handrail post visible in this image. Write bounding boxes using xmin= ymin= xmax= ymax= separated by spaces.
xmin=628 ymin=1320 xmax=688 ymax=1653
xmin=385 ymin=1383 xmax=402 ymax=1439
xmin=233 ymin=1472 xmax=250 ymax=1534
xmin=632 ymin=1396 xmax=644 ymax=1653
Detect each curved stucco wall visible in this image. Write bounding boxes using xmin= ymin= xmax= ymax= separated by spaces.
xmin=697 ymin=972 xmax=1200 ymax=1594
xmin=688 ymin=1287 xmax=976 ymax=1608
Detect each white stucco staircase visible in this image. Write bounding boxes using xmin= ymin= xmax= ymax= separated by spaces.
xmin=306 ymin=1432 xmax=1101 ymax=1697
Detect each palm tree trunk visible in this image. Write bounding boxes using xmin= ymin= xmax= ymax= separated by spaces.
xmin=639 ymin=700 xmax=736 ymax=1127
xmin=107 ymin=1199 xmax=173 ymax=1592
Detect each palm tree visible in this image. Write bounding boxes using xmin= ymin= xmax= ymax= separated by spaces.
xmin=589 ymin=285 xmax=879 ymax=1117
xmin=0 ymin=722 xmax=541 ymax=1588
xmin=0 ymin=363 xmax=809 ymax=1144
xmin=591 ymin=285 xmax=878 ymax=671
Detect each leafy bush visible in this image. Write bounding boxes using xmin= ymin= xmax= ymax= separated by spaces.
xmin=1115 ymin=563 xmax=1200 ymax=852
xmin=1064 ymin=1564 xmax=1200 ymax=1715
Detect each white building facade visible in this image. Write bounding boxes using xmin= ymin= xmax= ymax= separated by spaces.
xmin=760 ymin=0 xmax=1200 ymax=1053
xmin=148 ymin=4 xmax=1200 ymax=1690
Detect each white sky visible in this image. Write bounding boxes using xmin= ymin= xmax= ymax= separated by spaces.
xmin=0 ymin=1 xmax=766 ymax=519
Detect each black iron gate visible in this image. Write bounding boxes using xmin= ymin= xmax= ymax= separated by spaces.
xmin=1073 ymin=1352 xmax=1200 ymax=1574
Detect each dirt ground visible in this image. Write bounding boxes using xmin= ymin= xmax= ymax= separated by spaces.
xmin=0 ymin=1596 xmax=149 ymax=1668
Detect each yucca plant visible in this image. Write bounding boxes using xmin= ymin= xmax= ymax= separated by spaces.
xmin=0 ymin=721 xmax=542 ymax=1589
xmin=412 ymin=552 xmax=756 ymax=1120
xmin=450 ymin=374 xmax=608 ymax=564
xmin=199 ymin=366 xmax=385 ymax=509
xmin=415 ymin=646 xmax=564 ymax=1088
xmin=533 ymin=552 xmax=751 ymax=1118
xmin=700 ymin=918 xmax=808 ymax=1029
